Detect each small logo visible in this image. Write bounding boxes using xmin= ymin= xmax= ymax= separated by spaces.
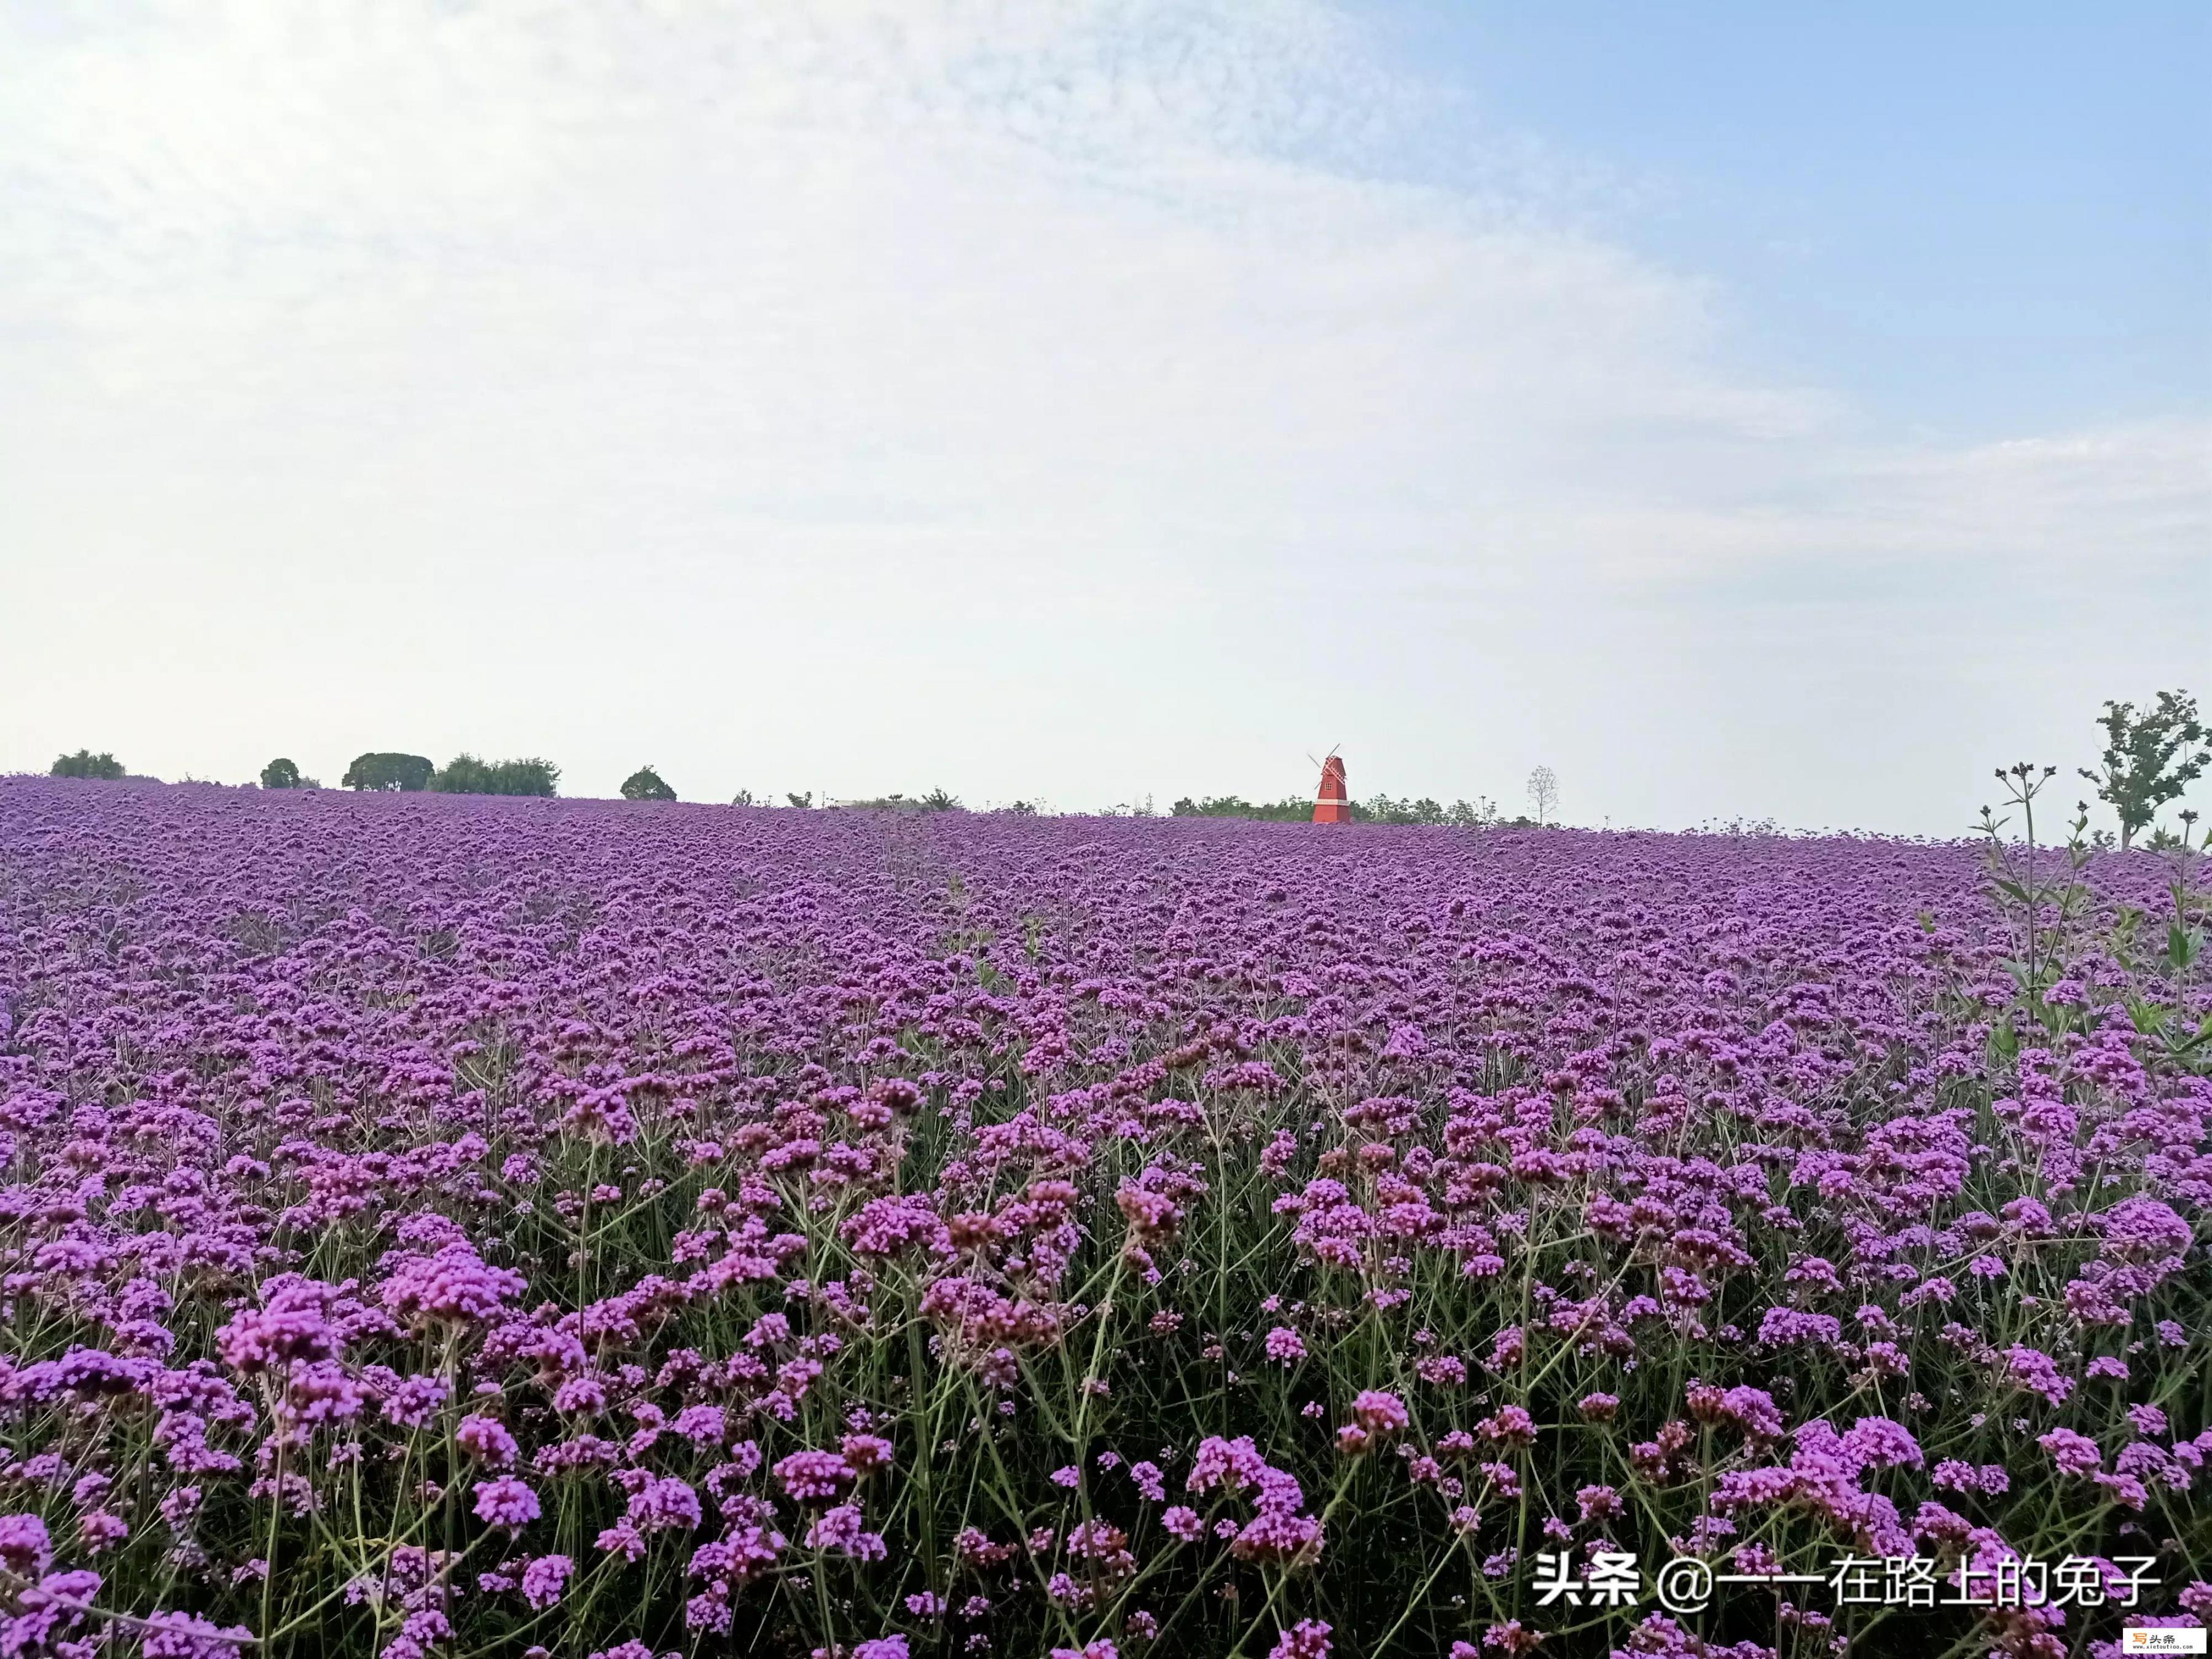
xmin=2122 ymin=1630 xmax=2208 ymax=1654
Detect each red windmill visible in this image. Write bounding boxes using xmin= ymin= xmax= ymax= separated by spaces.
xmin=1311 ymin=750 xmax=1351 ymax=824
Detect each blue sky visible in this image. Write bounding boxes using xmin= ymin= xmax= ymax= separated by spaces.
xmin=2 ymin=1 xmax=2206 ymax=834
xmin=1379 ymin=2 xmax=2211 ymax=436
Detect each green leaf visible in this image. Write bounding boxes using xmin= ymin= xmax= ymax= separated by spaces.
xmin=2125 ymin=998 xmax=2171 ymax=1037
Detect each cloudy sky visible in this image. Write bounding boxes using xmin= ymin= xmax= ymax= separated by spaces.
xmin=4 ymin=0 xmax=2206 ymax=833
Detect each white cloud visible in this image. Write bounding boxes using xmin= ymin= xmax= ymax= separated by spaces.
xmin=2 ymin=0 xmax=2205 ymax=831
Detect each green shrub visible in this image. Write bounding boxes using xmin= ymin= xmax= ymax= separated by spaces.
xmin=843 ymin=790 xmax=965 ymax=812
xmin=50 ymin=750 xmax=125 ymax=780
xmin=430 ymin=754 xmax=559 ymax=796
xmin=620 ymin=766 xmax=677 ymax=802
xmin=341 ymin=753 xmax=434 ymax=791
xmin=1169 ymin=794 xmax=1311 ymax=822
xmin=1170 ymin=793 xmax=1500 ymax=826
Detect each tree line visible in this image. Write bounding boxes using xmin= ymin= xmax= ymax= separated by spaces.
xmin=39 ymin=689 xmax=2211 ymax=842
xmin=1168 ymin=793 xmax=1516 ymax=826
xmin=320 ymin=753 xmax=562 ymax=796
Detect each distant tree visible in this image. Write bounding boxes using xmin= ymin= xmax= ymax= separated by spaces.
xmin=1172 ymin=789 xmax=1505 ymax=826
xmin=493 ymin=759 xmax=557 ymax=796
xmin=50 ymin=750 xmax=125 ymax=780
xmin=620 ymin=766 xmax=677 ymax=802
xmin=1166 ymin=794 xmax=1319 ymax=823
xmin=2080 ymin=691 xmax=2208 ymax=850
xmin=841 ymin=790 xmax=967 ymax=812
xmin=1527 ymin=766 xmax=1559 ymax=826
xmin=429 ymin=755 xmax=493 ymax=794
xmin=342 ymin=753 xmax=434 ymax=792
xmin=1360 ymin=796 xmax=1457 ymax=826
xmin=433 ymin=755 xmax=547 ymax=796
xmin=732 ymin=789 xmax=757 ymax=807
xmin=260 ymin=757 xmax=302 ymax=790
xmin=431 ymin=755 xmax=559 ymax=797
xmin=786 ymin=792 xmax=813 ymax=809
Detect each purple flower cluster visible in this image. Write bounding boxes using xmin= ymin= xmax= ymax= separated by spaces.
xmin=0 ymin=779 xmax=2203 ymax=1657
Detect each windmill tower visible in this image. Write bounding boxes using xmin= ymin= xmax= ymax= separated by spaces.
xmin=1311 ymin=750 xmax=1350 ymax=824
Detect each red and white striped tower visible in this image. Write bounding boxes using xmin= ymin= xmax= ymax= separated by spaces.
xmin=1312 ymin=754 xmax=1350 ymax=824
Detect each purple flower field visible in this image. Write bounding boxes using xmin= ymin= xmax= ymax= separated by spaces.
xmin=0 ymin=778 xmax=2206 ymax=1659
